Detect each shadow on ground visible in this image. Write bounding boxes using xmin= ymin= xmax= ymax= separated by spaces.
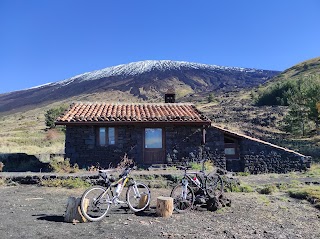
xmin=34 ymin=214 xmax=65 ymax=222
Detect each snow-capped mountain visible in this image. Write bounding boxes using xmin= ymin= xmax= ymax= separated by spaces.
xmin=49 ymin=60 xmax=268 ymax=87
xmin=0 ymin=60 xmax=280 ymax=113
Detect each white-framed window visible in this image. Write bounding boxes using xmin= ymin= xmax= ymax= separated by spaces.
xmin=225 ymin=148 xmax=236 ymax=155
xmin=98 ymin=127 xmax=116 ymax=146
xmin=108 ymin=127 xmax=115 ymax=145
xmin=145 ymin=128 xmax=162 ymax=148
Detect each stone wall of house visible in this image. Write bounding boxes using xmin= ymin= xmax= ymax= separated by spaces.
xmin=66 ymin=125 xmax=227 ymax=169
xmin=65 ymin=125 xmax=143 ymax=169
xmin=65 ymin=125 xmax=310 ymax=173
xmin=239 ymin=138 xmax=311 ymax=174
xmin=165 ymin=126 xmax=226 ymax=169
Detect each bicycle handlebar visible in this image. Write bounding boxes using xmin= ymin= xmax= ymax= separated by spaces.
xmin=119 ymin=165 xmax=136 ymax=178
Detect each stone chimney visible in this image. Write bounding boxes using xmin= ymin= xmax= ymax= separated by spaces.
xmin=165 ymin=87 xmax=175 ymax=103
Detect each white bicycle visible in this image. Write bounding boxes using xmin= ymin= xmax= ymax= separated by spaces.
xmin=80 ymin=165 xmax=151 ymax=221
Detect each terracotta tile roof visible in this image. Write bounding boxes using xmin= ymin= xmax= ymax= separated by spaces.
xmin=56 ymin=102 xmax=211 ymax=125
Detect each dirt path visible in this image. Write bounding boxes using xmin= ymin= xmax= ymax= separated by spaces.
xmin=0 ymin=185 xmax=319 ymax=239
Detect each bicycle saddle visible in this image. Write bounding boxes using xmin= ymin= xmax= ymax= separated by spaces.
xmin=98 ymin=170 xmax=115 ymax=182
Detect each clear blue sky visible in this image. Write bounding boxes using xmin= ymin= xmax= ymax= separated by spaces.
xmin=1 ymin=0 xmax=320 ymax=93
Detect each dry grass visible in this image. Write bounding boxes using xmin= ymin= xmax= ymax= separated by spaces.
xmin=0 ymin=104 xmax=65 ymax=155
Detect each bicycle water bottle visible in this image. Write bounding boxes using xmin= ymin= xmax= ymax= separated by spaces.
xmin=115 ymin=181 xmax=122 ymax=196
xmin=193 ymin=176 xmax=201 ymax=187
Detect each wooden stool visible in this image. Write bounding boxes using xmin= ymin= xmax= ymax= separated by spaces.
xmin=156 ymin=196 xmax=173 ymax=218
xmin=64 ymin=197 xmax=88 ymax=223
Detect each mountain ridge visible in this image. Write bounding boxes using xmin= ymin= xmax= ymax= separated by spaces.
xmin=0 ymin=60 xmax=280 ymax=114
xmin=33 ymin=60 xmax=273 ymax=89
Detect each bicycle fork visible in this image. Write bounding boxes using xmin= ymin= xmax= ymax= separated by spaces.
xmin=132 ymin=182 xmax=141 ymax=198
xmin=181 ymin=178 xmax=188 ymax=200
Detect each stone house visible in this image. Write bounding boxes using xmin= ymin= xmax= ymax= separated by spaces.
xmin=55 ymin=100 xmax=311 ymax=173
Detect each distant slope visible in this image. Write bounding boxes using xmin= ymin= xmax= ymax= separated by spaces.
xmin=0 ymin=60 xmax=279 ymax=114
xmin=255 ymin=57 xmax=320 ymax=106
xmin=273 ymin=57 xmax=320 ymax=81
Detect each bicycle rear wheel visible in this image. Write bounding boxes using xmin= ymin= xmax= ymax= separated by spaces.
xmin=80 ymin=186 xmax=111 ymax=222
xmin=126 ymin=182 xmax=151 ymax=212
xmin=205 ymin=173 xmax=224 ymax=198
xmin=170 ymin=184 xmax=194 ymax=213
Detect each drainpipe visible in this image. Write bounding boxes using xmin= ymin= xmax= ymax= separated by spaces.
xmin=201 ymin=126 xmax=206 ymax=146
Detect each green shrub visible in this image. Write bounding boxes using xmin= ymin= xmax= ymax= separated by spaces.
xmin=304 ymin=164 xmax=320 ymax=177
xmin=45 ymin=106 xmax=67 ymax=129
xmin=166 ymin=166 xmax=177 ymax=171
xmin=204 ymin=160 xmax=214 ymax=171
xmin=207 ymin=93 xmax=215 ymax=103
xmin=258 ymin=195 xmax=270 ymax=205
xmin=288 ymin=189 xmax=309 ymax=200
xmin=288 ymin=186 xmax=320 ymax=201
xmin=40 ymin=178 xmax=91 ymax=188
xmin=231 ymin=183 xmax=254 ymax=193
xmin=190 ymin=162 xmax=202 ymax=170
xmin=49 ymin=157 xmax=79 ymax=173
xmin=189 ymin=160 xmax=214 ymax=171
xmin=259 ymin=185 xmax=278 ymax=195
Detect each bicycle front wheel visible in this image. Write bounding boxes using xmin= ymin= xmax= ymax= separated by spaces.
xmin=170 ymin=184 xmax=194 ymax=213
xmin=205 ymin=173 xmax=224 ymax=198
xmin=80 ymin=186 xmax=111 ymax=222
xmin=126 ymin=182 xmax=151 ymax=212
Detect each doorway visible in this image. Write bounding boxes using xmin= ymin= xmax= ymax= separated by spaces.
xmin=143 ymin=128 xmax=165 ymax=164
xmin=224 ymin=136 xmax=242 ymax=172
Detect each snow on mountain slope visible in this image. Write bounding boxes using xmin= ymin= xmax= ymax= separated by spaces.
xmin=0 ymin=60 xmax=280 ymax=114
xmin=52 ymin=60 xmax=263 ymax=86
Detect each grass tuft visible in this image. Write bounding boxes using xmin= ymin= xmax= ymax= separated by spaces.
xmin=259 ymin=185 xmax=278 ymax=195
xmin=49 ymin=157 xmax=79 ymax=173
xmin=288 ymin=185 xmax=320 ymax=202
xmin=237 ymin=172 xmax=250 ymax=176
xmin=231 ymin=182 xmax=254 ymax=193
xmin=40 ymin=178 xmax=91 ymax=188
xmin=304 ymin=164 xmax=320 ymax=178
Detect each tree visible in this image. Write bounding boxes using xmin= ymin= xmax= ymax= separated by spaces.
xmin=45 ymin=106 xmax=67 ymax=129
xmin=282 ymin=76 xmax=320 ymax=136
xmin=283 ymin=80 xmax=310 ymax=136
xmin=305 ymin=81 xmax=320 ymax=133
xmin=207 ymin=93 xmax=215 ymax=103
xmin=316 ymin=102 xmax=320 ymax=134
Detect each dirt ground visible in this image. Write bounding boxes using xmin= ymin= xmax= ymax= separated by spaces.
xmin=0 ymin=185 xmax=319 ymax=239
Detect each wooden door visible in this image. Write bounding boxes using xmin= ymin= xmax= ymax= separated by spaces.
xmin=224 ymin=136 xmax=242 ymax=171
xmin=143 ymin=128 xmax=165 ymax=164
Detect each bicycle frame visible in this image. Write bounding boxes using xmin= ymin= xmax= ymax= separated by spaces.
xmin=180 ymin=171 xmax=203 ymax=200
xmin=95 ymin=174 xmax=130 ymax=205
xmin=81 ymin=166 xmax=151 ymax=221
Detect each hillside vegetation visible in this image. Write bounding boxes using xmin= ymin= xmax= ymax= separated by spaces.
xmin=254 ymin=58 xmax=320 ymax=136
xmin=255 ymin=57 xmax=320 ymax=106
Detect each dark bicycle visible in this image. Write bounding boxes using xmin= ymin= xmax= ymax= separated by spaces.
xmin=170 ymin=162 xmax=224 ymax=212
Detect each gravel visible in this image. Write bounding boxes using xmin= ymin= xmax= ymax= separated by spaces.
xmin=0 ymin=185 xmax=319 ymax=239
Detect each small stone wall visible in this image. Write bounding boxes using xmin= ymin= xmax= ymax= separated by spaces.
xmin=0 ymin=173 xmax=180 ymax=187
xmin=0 ymin=153 xmax=50 ymax=172
xmin=240 ymin=138 xmax=311 ymax=174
